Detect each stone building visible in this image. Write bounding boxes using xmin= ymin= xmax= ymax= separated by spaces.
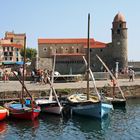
xmin=0 ymin=31 xmax=25 ymax=65
xmin=38 ymin=12 xmax=128 ymax=74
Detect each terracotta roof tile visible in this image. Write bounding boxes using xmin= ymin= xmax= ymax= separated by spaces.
xmin=38 ymin=38 xmax=106 ymax=48
xmin=52 ymin=53 xmax=86 ymax=56
xmin=1 ymin=44 xmax=23 ymax=48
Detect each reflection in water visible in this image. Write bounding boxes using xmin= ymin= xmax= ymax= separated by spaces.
xmin=0 ymin=121 xmax=7 ymax=134
xmin=69 ymin=116 xmax=111 ymax=140
xmin=0 ymin=119 xmax=40 ymax=140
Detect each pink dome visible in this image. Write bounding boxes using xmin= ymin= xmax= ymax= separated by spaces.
xmin=113 ymin=12 xmax=125 ymax=22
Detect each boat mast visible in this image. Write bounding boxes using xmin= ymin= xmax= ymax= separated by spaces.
xmin=87 ymin=13 xmax=90 ymax=100
xmin=22 ymin=35 xmax=26 ymax=106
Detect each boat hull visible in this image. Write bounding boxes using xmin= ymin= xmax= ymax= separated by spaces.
xmin=9 ymin=108 xmax=40 ymax=120
xmin=105 ymin=97 xmax=126 ymax=108
xmin=71 ymin=102 xmax=113 ymax=119
xmin=5 ymin=103 xmax=40 ymax=120
xmin=36 ymin=99 xmax=62 ymax=115
xmin=102 ymin=103 xmax=113 ymax=116
xmin=111 ymin=100 xmax=126 ymax=109
xmin=71 ymin=102 xmax=102 ymax=118
xmin=41 ymin=105 xmax=63 ymax=115
xmin=0 ymin=107 xmax=7 ymax=121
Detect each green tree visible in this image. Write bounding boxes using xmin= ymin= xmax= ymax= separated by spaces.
xmin=20 ymin=47 xmax=37 ymax=61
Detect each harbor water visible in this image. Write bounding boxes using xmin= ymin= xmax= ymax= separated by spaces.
xmin=0 ymin=99 xmax=140 ymax=140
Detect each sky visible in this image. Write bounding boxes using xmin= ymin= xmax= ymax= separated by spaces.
xmin=0 ymin=0 xmax=140 ymax=61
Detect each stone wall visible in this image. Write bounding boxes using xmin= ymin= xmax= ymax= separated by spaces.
xmin=0 ymin=85 xmax=140 ymax=104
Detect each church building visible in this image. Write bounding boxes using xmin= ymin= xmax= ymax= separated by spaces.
xmin=38 ymin=12 xmax=128 ymax=74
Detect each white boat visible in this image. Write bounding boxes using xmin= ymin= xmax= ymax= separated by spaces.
xmin=35 ymin=98 xmax=63 ymax=115
xmin=35 ymin=55 xmax=63 ymax=115
xmin=67 ymin=14 xmax=113 ymax=119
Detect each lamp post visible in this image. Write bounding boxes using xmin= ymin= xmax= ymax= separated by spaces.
xmin=36 ymin=49 xmax=39 ymax=70
xmin=115 ymin=61 xmax=119 ymax=78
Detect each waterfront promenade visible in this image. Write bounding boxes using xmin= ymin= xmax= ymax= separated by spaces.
xmin=0 ymin=78 xmax=140 ymax=92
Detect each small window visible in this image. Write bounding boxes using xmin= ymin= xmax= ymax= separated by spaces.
xmin=7 ymin=47 xmax=9 ymax=51
xmin=16 ymin=58 xmax=19 ymax=61
xmin=5 ymin=57 xmax=7 ymax=60
xmin=11 ymin=38 xmax=13 ymax=42
xmin=3 ymin=47 xmax=5 ymax=51
xmin=76 ymin=48 xmax=79 ymax=53
xmin=9 ymin=52 xmax=13 ymax=56
xmin=10 ymin=57 xmax=12 ymax=60
xmin=117 ymin=29 xmax=120 ymax=34
xmin=119 ymin=24 xmax=122 ymax=28
xmin=112 ymin=30 xmax=114 ymax=35
xmin=4 ymin=52 xmax=8 ymax=56
xmin=43 ymin=48 xmax=47 ymax=52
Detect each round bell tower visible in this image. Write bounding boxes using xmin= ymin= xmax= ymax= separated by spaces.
xmin=112 ymin=12 xmax=128 ymax=71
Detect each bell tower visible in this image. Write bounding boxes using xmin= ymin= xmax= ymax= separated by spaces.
xmin=111 ymin=12 xmax=128 ymax=70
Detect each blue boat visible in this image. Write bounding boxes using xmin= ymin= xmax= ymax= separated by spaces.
xmin=67 ymin=14 xmax=113 ymax=119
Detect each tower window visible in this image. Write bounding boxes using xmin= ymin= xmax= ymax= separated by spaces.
xmin=11 ymin=38 xmax=13 ymax=42
xmin=117 ymin=29 xmax=120 ymax=34
xmin=100 ymin=49 xmax=103 ymax=52
xmin=119 ymin=23 xmax=122 ymax=28
xmin=76 ymin=48 xmax=79 ymax=53
xmin=112 ymin=30 xmax=114 ymax=35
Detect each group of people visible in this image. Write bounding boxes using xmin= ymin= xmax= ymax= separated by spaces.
xmin=0 ymin=68 xmax=10 ymax=82
xmin=31 ymin=69 xmax=51 ymax=84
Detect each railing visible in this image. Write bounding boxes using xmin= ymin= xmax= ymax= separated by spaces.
xmin=93 ymin=72 xmax=110 ymax=80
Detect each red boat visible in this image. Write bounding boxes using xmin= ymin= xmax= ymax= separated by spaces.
xmin=0 ymin=106 xmax=8 ymax=121
xmin=4 ymin=101 xmax=40 ymax=120
xmin=4 ymin=36 xmax=41 ymax=121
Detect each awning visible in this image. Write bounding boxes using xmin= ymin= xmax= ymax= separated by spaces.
xmin=15 ymin=61 xmax=24 ymax=65
xmin=2 ymin=62 xmax=15 ymax=65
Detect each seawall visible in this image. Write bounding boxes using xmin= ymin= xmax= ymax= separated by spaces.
xmin=0 ymin=79 xmax=140 ymax=102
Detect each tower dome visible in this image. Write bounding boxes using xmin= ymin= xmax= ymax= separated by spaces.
xmin=113 ymin=12 xmax=125 ymax=22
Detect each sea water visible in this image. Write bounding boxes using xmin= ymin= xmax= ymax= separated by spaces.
xmin=0 ymin=99 xmax=140 ymax=140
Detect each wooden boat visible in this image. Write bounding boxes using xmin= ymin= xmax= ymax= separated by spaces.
xmin=105 ymin=97 xmax=126 ymax=108
xmin=35 ymin=98 xmax=63 ymax=115
xmin=0 ymin=106 xmax=8 ymax=121
xmin=96 ymin=55 xmax=126 ymax=108
xmin=35 ymin=55 xmax=63 ymax=115
xmin=67 ymin=14 xmax=113 ymax=119
xmin=4 ymin=101 xmax=40 ymax=120
xmin=4 ymin=36 xmax=40 ymax=120
xmin=68 ymin=93 xmax=113 ymax=118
